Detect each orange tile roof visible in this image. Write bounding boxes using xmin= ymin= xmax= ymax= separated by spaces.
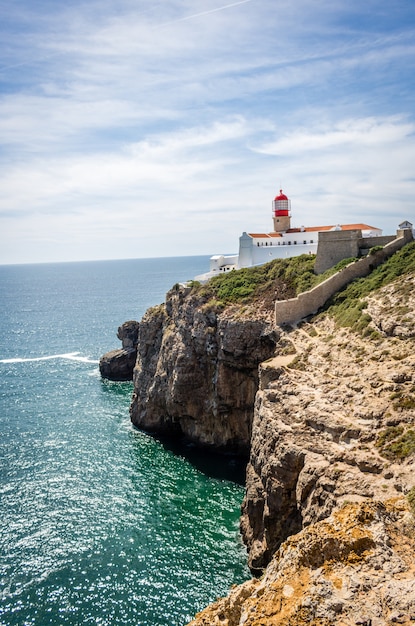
xmin=287 ymin=224 xmax=379 ymax=233
xmin=248 ymin=224 xmax=380 ymax=237
xmin=338 ymin=223 xmax=379 ymax=231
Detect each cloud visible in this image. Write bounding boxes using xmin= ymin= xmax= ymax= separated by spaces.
xmin=256 ymin=116 xmax=415 ymax=155
xmin=0 ymin=0 xmax=415 ymax=263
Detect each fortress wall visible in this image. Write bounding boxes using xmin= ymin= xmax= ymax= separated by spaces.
xmin=314 ymin=230 xmax=361 ymax=274
xmin=275 ymin=230 xmax=413 ymax=326
xmin=358 ymin=235 xmax=395 ymax=250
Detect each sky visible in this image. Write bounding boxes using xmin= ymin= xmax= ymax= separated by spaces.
xmin=1 ymin=0 xmax=415 ymax=264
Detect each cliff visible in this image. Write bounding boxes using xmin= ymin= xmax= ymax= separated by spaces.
xmin=129 ymin=285 xmax=278 ymax=454
xmin=241 ymin=282 xmax=415 ymax=573
xmin=189 ymin=498 xmax=415 ymax=625
xmin=187 ymin=253 xmax=415 ymax=624
xmin=101 ymin=246 xmax=415 ymax=624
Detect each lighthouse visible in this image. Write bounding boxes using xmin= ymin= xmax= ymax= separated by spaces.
xmin=273 ymin=189 xmax=291 ymax=233
xmin=195 ymin=183 xmax=384 ymax=281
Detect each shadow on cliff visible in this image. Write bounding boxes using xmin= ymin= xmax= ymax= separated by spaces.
xmin=153 ymin=434 xmax=247 ymax=486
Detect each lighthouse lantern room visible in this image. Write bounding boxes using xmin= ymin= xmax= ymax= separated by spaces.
xmin=273 ymin=189 xmax=291 ymax=233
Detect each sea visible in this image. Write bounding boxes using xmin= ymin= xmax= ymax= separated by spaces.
xmin=0 ymin=256 xmax=249 ymax=626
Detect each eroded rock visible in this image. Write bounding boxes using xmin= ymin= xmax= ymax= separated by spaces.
xmin=188 ymin=500 xmax=415 ymax=626
xmin=129 ymin=286 xmax=278 ymax=454
xmin=99 ymin=320 xmax=139 ymax=381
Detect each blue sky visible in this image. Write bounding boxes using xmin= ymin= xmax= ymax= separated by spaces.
xmin=1 ymin=0 xmax=415 ymax=264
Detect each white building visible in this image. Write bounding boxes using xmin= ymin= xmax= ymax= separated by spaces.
xmin=195 ymin=188 xmax=382 ymax=281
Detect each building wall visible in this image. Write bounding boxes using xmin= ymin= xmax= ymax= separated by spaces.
xmin=238 ymin=233 xmax=254 ymax=268
xmin=209 ymin=254 xmax=238 ymax=272
xmin=249 ymin=242 xmax=316 ymax=267
xmin=238 ymin=232 xmax=318 ymax=269
xmin=275 ymin=230 xmax=413 ymax=326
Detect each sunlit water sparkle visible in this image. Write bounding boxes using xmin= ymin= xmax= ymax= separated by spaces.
xmin=0 ymin=258 xmax=249 ymax=626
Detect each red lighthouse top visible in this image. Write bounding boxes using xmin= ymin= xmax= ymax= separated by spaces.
xmin=273 ymin=189 xmax=290 ymax=216
xmin=274 ymin=189 xmax=288 ymax=201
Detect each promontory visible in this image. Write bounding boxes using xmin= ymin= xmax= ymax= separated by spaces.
xmin=102 ymin=241 xmax=415 ymax=625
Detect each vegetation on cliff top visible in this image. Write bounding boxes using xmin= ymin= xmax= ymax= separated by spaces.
xmin=323 ymin=241 xmax=415 ymax=334
xmin=188 ymin=241 xmax=415 ymax=323
xmin=189 ymin=254 xmax=355 ymax=308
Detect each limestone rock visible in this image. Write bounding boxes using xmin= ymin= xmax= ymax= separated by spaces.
xmin=117 ymin=320 xmax=140 ymax=350
xmin=188 ymin=499 xmax=415 ymax=626
xmin=365 ymin=274 xmax=415 ymax=339
xmin=240 ymin=304 xmax=415 ymax=572
xmin=99 ymin=320 xmax=139 ymax=381
xmin=129 ymin=285 xmax=278 ymax=454
xmin=171 ymin=271 xmax=415 ymax=624
xmin=99 ymin=348 xmax=137 ymax=381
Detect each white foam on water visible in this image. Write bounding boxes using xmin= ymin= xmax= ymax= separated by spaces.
xmin=0 ymin=352 xmax=99 ymax=365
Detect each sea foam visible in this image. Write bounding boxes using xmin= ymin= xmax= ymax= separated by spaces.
xmin=0 ymin=352 xmax=99 ymax=364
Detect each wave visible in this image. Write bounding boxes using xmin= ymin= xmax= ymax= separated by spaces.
xmin=0 ymin=352 xmax=100 ymax=365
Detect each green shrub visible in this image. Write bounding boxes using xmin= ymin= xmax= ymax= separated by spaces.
xmin=376 ymin=426 xmax=415 ymax=460
xmin=393 ymin=395 xmax=415 ymax=411
xmin=191 ymin=255 xmax=318 ymax=305
xmin=189 ymin=241 xmax=415 ymax=318
xmin=369 ymin=245 xmax=384 ymax=256
xmin=323 ymin=242 xmax=415 ymax=334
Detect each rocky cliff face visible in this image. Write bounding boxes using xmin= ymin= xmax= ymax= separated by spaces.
xmin=189 ymin=498 xmax=415 ymax=626
xmin=106 ymin=263 xmax=415 ymax=623
xmin=240 ymin=273 xmax=415 ymax=574
xmin=129 ymin=285 xmax=278 ymax=454
xmin=187 ymin=271 xmax=415 ymax=624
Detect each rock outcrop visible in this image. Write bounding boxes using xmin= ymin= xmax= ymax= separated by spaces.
xmin=101 ymin=260 xmax=415 ymax=623
xmin=240 ymin=274 xmax=415 ymax=574
xmin=187 ymin=271 xmax=415 ymax=623
xmin=99 ymin=320 xmax=139 ymax=381
xmin=188 ymin=499 xmax=415 ymax=626
xmin=129 ymin=285 xmax=278 ymax=454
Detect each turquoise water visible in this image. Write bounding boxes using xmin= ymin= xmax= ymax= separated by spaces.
xmin=0 ymin=258 xmax=249 ymax=626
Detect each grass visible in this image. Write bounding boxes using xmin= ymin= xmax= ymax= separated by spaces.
xmin=189 ymin=254 xmax=361 ymax=308
xmin=392 ymin=394 xmax=415 ymax=411
xmin=322 ymin=242 xmax=415 ymax=334
xmin=186 ymin=240 xmax=415 ymax=324
xmin=191 ymin=254 xmax=316 ymax=306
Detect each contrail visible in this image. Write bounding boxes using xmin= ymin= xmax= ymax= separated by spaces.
xmin=0 ymin=0 xmax=256 ymax=73
xmin=155 ymin=0 xmax=255 ymax=29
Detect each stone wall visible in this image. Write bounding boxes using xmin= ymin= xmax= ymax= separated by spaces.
xmin=358 ymin=234 xmax=396 ymax=252
xmin=275 ymin=230 xmax=413 ymax=326
xmin=314 ymin=230 xmax=397 ymax=274
xmin=314 ymin=229 xmax=362 ymax=274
